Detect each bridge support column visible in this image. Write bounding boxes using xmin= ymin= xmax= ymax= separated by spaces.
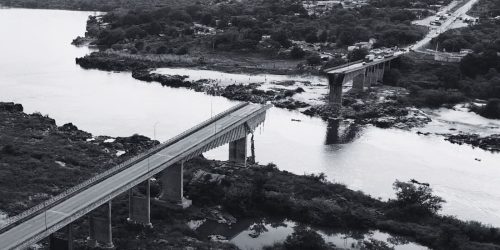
xmin=127 ymin=180 xmax=151 ymax=227
xmin=49 ymin=224 xmax=73 ymax=250
xmin=377 ymin=64 xmax=384 ymax=83
xmin=364 ymin=67 xmax=371 ymax=87
xmin=88 ymin=201 xmax=114 ymax=249
xmin=229 ymin=136 xmax=247 ymax=164
xmin=370 ymin=66 xmax=377 ymax=86
xmin=363 ymin=67 xmax=370 ymax=88
xmin=327 ymin=73 xmax=344 ymax=106
xmin=159 ymin=162 xmax=191 ymax=208
xmin=352 ymin=71 xmax=365 ymax=91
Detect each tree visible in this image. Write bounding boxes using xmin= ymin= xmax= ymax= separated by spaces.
xmin=175 ymin=46 xmax=189 ymax=55
xmin=337 ymin=29 xmax=356 ymax=47
xmin=305 ymin=32 xmax=318 ymax=43
xmin=145 ymin=22 xmax=162 ymax=35
xmin=97 ymin=28 xmax=125 ymax=47
xmin=156 ymin=46 xmax=168 ymax=54
xmin=306 ymin=54 xmax=322 ymax=65
xmin=318 ymin=30 xmax=328 ymax=43
xmin=201 ymin=13 xmax=213 ymax=25
xmin=323 ymin=57 xmax=346 ymax=69
xmin=271 ymin=30 xmax=292 ymax=48
xmin=435 ymin=65 xmax=461 ymax=89
xmin=290 ymin=46 xmax=305 ymax=59
xmin=390 ymin=180 xmax=445 ymax=217
xmin=125 ymin=25 xmax=147 ymax=39
xmin=348 ymin=48 xmax=369 ymax=61
xmin=479 ymin=99 xmax=500 ymax=119
xmin=384 ymin=68 xmax=402 ymax=86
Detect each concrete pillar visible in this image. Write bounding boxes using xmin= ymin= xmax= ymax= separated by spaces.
xmin=363 ymin=67 xmax=370 ymax=88
xmin=88 ymin=201 xmax=113 ymax=249
xmin=352 ymin=72 xmax=365 ymax=90
xmin=378 ymin=64 xmax=384 ymax=82
xmin=159 ymin=163 xmax=183 ymax=204
xmin=127 ymin=180 xmax=151 ymax=226
xmin=327 ymin=73 xmax=344 ymax=106
xmin=371 ymin=66 xmax=377 ymax=85
xmin=229 ymin=137 xmax=247 ymax=164
xmin=48 ymin=225 xmax=73 ymax=250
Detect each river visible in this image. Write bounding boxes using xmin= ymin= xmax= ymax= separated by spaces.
xmin=1 ymin=8 xmax=500 ymax=229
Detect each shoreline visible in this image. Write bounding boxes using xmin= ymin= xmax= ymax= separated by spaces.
xmin=76 ymin=52 xmax=500 ymax=153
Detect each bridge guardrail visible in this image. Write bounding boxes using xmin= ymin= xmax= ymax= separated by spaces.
xmin=0 ymin=102 xmax=250 ymax=234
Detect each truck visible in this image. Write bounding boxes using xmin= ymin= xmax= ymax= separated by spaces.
xmin=384 ymin=51 xmax=394 ymax=58
xmin=364 ymin=54 xmax=375 ymax=62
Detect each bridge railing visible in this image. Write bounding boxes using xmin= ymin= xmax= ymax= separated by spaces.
xmin=0 ymin=102 xmax=250 ymax=233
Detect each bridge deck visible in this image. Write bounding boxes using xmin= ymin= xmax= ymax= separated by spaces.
xmin=0 ymin=103 xmax=269 ymax=249
xmin=325 ymin=53 xmax=403 ymax=74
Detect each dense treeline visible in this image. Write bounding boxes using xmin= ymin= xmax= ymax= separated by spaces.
xmin=83 ymin=0 xmax=425 ymax=55
xmin=0 ymin=0 xmax=202 ymax=11
xmin=432 ymin=0 xmax=500 ymax=53
xmin=432 ymin=20 xmax=500 ymax=53
xmin=392 ymin=0 xmax=500 ymax=118
xmin=385 ymin=55 xmax=500 ymax=117
xmin=371 ymin=0 xmax=452 ymax=8
xmin=468 ymin=0 xmax=500 ymax=18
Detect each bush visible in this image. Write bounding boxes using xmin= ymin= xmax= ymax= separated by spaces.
xmin=306 ymin=54 xmax=322 ymax=66
xmin=290 ymin=46 xmax=305 ymax=59
xmin=175 ymin=46 xmax=189 ymax=55
xmin=348 ymin=48 xmax=369 ymax=61
xmin=322 ymin=57 xmax=346 ymax=69
xmin=156 ymin=46 xmax=168 ymax=54
xmin=384 ymin=69 xmax=402 ymax=86
xmin=388 ymin=180 xmax=445 ymax=219
xmin=476 ymin=99 xmax=500 ymax=119
xmin=409 ymin=89 xmax=466 ymax=107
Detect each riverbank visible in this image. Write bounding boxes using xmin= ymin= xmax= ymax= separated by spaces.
xmin=2 ymin=102 xmax=500 ymax=249
xmin=76 ymin=52 xmax=434 ymax=131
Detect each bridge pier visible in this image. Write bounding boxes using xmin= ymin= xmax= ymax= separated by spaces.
xmin=372 ymin=66 xmax=378 ymax=85
xmin=48 ymin=224 xmax=73 ymax=250
xmin=377 ymin=64 xmax=384 ymax=83
xmin=352 ymin=73 xmax=365 ymax=90
xmin=88 ymin=201 xmax=114 ymax=249
xmin=229 ymin=136 xmax=247 ymax=164
xmin=127 ymin=180 xmax=151 ymax=227
xmin=158 ymin=162 xmax=191 ymax=208
xmin=327 ymin=73 xmax=344 ymax=106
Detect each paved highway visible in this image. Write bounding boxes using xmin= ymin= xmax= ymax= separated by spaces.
xmin=412 ymin=0 xmax=480 ymax=51
xmin=327 ymin=0 xmax=480 ymax=75
xmin=0 ymin=103 xmax=267 ymax=249
xmin=326 ymin=53 xmax=404 ymax=74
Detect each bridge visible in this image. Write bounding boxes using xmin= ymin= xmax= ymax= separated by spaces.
xmin=0 ymin=102 xmax=271 ymax=250
xmin=323 ymin=54 xmax=402 ymax=106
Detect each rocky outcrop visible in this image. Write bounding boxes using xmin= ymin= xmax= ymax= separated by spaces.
xmin=76 ymin=52 xmax=164 ymax=71
xmin=132 ymin=70 xmax=193 ymax=88
xmin=444 ymin=133 xmax=500 ymax=152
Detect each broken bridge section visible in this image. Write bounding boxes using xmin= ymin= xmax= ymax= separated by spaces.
xmin=0 ymin=102 xmax=271 ymax=250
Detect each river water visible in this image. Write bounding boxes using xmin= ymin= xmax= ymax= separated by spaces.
xmin=1 ymin=8 xmax=500 ymax=229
